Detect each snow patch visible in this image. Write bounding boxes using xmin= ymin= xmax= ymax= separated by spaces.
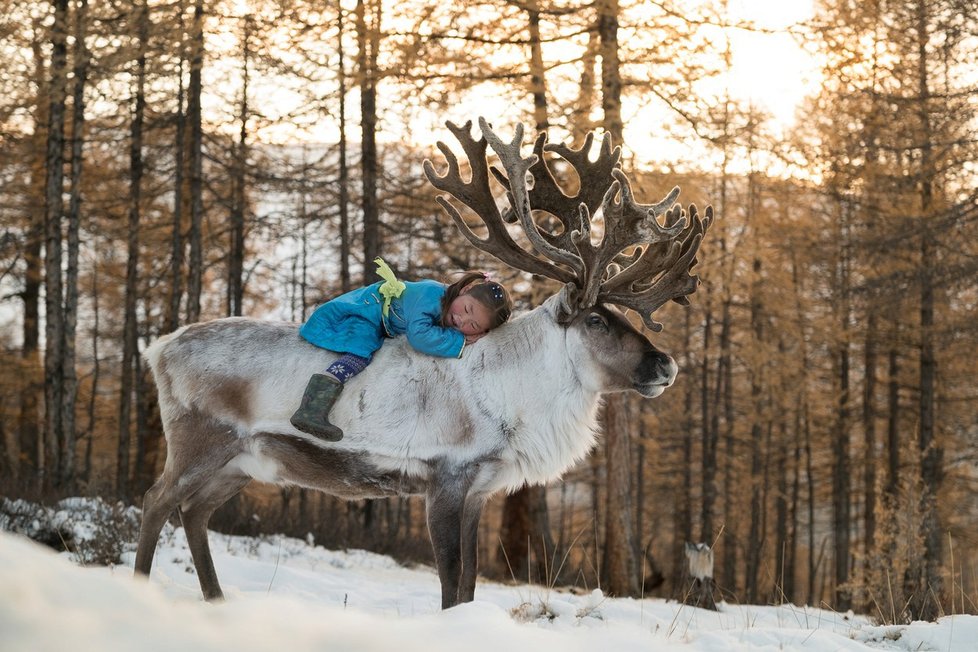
xmin=1 ymin=498 xmax=976 ymax=652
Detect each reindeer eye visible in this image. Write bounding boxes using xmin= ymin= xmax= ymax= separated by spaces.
xmin=586 ymin=313 xmax=608 ymax=331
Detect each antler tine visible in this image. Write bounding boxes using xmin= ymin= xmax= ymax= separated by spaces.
xmin=423 ymin=120 xmax=492 ymax=214
xmin=601 ymin=201 xmax=690 ymax=294
xmin=600 ymin=205 xmax=714 ymax=331
xmin=604 ymin=172 xmax=685 ymax=247
xmin=493 ymin=130 xmax=622 ymax=255
xmin=569 ymin=172 xmax=686 ymax=310
xmin=490 ymin=129 xmax=621 ymax=310
xmin=423 ymin=119 xmax=576 ymax=283
xmin=482 ymin=125 xmax=635 ymax=310
xmin=543 ymin=131 xmax=621 ymax=215
xmin=479 ymin=117 xmax=585 ymax=276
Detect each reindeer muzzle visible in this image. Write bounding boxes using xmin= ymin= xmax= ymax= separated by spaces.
xmin=632 ymin=351 xmax=678 ymax=397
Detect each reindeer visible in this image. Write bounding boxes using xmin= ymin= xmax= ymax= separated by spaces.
xmin=134 ymin=118 xmax=712 ymax=609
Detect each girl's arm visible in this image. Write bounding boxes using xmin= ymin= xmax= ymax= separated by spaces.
xmin=401 ymin=283 xmax=466 ymax=358
xmin=405 ymin=315 xmax=465 ymax=358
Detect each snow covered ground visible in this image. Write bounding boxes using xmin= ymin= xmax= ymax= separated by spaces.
xmin=1 ymin=519 xmax=975 ymax=651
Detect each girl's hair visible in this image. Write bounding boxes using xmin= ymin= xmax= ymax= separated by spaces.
xmin=440 ymin=271 xmax=513 ymax=331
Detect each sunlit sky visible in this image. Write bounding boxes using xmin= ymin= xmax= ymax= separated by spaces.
xmin=207 ymin=0 xmax=819 ymax=173
xmin=724 ymin=0 xmax=818 ymax=127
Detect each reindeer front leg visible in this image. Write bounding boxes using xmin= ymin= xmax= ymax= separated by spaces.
xmin=458 ymin=494 xmax=486 ymax=604
xmin=426 ymin=482 xmax=465 ymax=609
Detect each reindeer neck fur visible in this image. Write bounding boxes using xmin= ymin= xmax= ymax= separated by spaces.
xmin=410 ymin=297 xmax=600 ymax=490
xmin=455 ymin=295 xmax=603 ymax=490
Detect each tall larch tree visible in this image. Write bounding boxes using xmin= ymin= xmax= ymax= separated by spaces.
xmin=43 ymin=0 xmax=69 ymax=487
xmin=60 ymin=0 xmax=90 ymax=488
xmin=118 ymin=0 xmax=149 ymax=498
xmin=356 ymin=0 xmax=381 ymax=283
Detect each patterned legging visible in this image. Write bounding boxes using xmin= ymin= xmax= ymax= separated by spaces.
xmin=325 ymin=353 xmax=371 ymax=384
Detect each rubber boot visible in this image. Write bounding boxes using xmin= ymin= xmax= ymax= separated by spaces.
xmin=290 ymin=374 xmax=344 ymax=441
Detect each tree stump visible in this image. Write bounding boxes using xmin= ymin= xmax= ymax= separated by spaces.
xmin=683 ymin=542 xmax=718 ymax=610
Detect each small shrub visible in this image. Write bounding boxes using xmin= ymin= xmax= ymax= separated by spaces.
xmin=0 ymin=496 xmax=141 ymax=566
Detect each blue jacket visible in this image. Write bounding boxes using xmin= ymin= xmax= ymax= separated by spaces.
xmin=299 ymin=279 xmax=464 ymax=359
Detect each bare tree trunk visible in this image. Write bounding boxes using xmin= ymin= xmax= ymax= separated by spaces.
xmin=498 ymin=484 xmax=555 ymax=584
xmin=635 ymin=428 xmax=647 ymax=570
xmin=673 ymin=309 xmax=694 ymax=595
xmin=783 ymin=251 xmax=808 ymax=605
xmin=786 ymin=408 xmax=801 ymax=602
xmin=227 ymin=14 xmax=250 ymax=317
xmin=167 ymin=2 xmax=187 ymax=334
xmin=596 ymin=0 xmax=622 ymax=145
xmin=356 ymin=0 xmax=380 ymax=283
xmin=718 ymin=171 xmax=737 ymax=595
xmin=603 ymin=396 xmax=639 ymax=596
xmin=0 ymin=408 xmax=8 ymax=482
xmin=337 ymin=0 xmax=351 ymax=293
xmin=60 ymin=0 xmax=89 ymax=490
xmin=118 ymin=0 xmax=148 ymax=499
xmin=862 ymin=311 xmax=878 ymax=557
xmin=19 ymin=37 xmax=47 ymax=484
xmin=745 ymin=258 xmax=765 ymax=604
xmin=700 ymin=297 xmax=716 ymax=540
xmin=589 ymin=450 xmax=602 ymax=586
xmin=83 ymin=243 xmax=100 ymax=486
xmin=570 ymin=28 xmax=596 ymax=138
xmin=804 ymin=403 xmax=817 ymax=605
xmin=294 ymin=149 xmax=310 ymax=320
xmin=715 ymin=227 xmax=735 ymax=596
xmin=43 ymin=0 xmax=70 ymax=490
xmin=908 ymin=0 xmax=942 ymax=622
xmin=774 ymin=408 xmax=789 ymax=603
xmin=831 ymin=201 xmax=852 ymax=610
xmin=526 ymin=1 xmax=548 ymax=132
xmin=878 ymin=339 xmax=902 ymax=618
xmin=886 ymin=345 xmax=900 ymax=499
xmin=185 ymin=0 xmax=204 ymax=323
xmin=720 ymin=352 xmax=737 ymax=595
xmin=18 ymin=233 xmax=42 ymax=480
xmin=705 ymin=130 xmax=731 ymax=551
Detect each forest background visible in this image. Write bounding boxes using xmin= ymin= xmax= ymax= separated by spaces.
xmin=1 ymin=0 xmax=976 ymax=625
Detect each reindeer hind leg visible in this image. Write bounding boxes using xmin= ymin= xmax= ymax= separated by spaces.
xmin=179 ymin=472 xmax=251 ymax=601
xmin=134 ymin=474 xmax=183 ymax=577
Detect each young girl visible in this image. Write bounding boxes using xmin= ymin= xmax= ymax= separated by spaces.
xmin=291 ymin=258 xmax=513 ymax=441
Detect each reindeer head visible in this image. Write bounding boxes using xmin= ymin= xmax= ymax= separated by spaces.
xmin=423 ymin=118 xmax=713 ymax=336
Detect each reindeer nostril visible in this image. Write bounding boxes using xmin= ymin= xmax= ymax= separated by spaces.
xmin=663 ymin=357 xmax=678 ymax=385
xmin=636 ymin=351 xmax=675 ymax=385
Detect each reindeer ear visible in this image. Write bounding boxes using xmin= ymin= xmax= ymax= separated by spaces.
xmin=555 ymin=283 xmax=580 ymax=324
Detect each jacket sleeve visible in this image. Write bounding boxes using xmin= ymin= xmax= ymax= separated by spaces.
xmin=402 ymin=285 xmax=465 ymax=358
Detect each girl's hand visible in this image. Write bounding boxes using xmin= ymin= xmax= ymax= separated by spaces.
xmin=464 ymin=332 xmax=486 ymax=345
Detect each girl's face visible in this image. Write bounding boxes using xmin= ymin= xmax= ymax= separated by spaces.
xmin=447 ymin=292 xmax=493 ymax=336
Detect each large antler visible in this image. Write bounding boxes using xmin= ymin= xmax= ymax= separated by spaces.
xmin=424 ymin=118 xmax=713 ymax=331
xmin=422 ymin=120 xmax=577 ymax=284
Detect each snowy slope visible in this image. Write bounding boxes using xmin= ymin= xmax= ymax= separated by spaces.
xmin=1 ymin=527 xmax=975 ymax=651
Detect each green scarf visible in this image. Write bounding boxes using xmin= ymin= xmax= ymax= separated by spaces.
xmin=375 ymin=257 xmax=405 ymax=318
